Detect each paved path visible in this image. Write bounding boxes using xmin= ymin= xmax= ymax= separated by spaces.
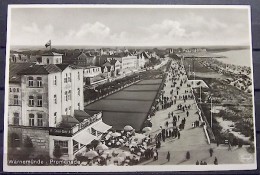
xmin=143 ymin=59 xmax=255 ymax=165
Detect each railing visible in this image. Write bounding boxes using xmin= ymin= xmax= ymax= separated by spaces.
xmin=84 ymin=79 xmax=141 ymax=106
xmin=49 ymin=112 xmax=102 ymax=136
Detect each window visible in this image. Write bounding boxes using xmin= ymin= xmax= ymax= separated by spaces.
xmin=17 ymin=88 xmax=19 ymax=92
xmin=13 ymin=88 xmax=16 ymax=92
xmin=68 ymin=90 xmax=71 ymax=100
xmin=68 ymin=73 xmax=71 ymax=82
xmin=37 ymin=114 xmax=43 ymax=126
xmin=54 ymin=95 xmax=57 ymax=104
xmin=54 ymin=140 xmax=68 ymax=155
xmin=13 ymin=95 xmax=18 ymax=105
xmin=73 ymin=140 xmax=79 ymax=153
xmin=65 ymin=108 xmax=68 ymax=115
xmin=77 ymin=88 xmax=80 ymax=96
xmin=78 ymin=72 xmax=80 ymax=80
xmin=37 ymin=77 xmax=42 ymax=87
xmin=65 ymin=91 xmax=68 ymax=101
xmin=29 ymin=96 xmax=34 ymax=106
xmin=29 ymin=114 xmax=35 ymax=126
xmin=54 ymin=112 xmax=57 ymax=124
xmin=13 ymin=113 xmax=19 ymax=125
xmin=28 ymin=77 xmax=33 ymax=87
xmin=54 ymin=76 xmax=57 ymax=85
xmin=37 ymin=95 xmax=42 ymax=107
xmin=64 ymin=73 xmax=67 ymax=83
xmin=46 ymin=58 xmax=50 ymax=64
xmin=68 ymin=106 xmax=71 ymax=115
xmin=56 ymin=59 xmax=59 ymax=64
xmin=9 ymin=88 xmax=12 ymax=92
xmin=78 ymin=103 xmax=80 ymax=110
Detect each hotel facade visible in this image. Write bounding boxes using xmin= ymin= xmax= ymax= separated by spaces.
xmin=8 ymin=52 xmax=111 ymax=160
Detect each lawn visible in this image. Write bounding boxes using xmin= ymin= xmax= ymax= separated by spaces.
xmin=101 ymin=111 xmax=148 ymax=131
xmin=106 ymin=91 xmax=157 ymax=101
xmin=123 ymin=84 xmax=161 ymax=91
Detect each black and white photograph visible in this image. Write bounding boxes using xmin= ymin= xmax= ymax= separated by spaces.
xmin=3 ymin=5 xmax=257 ymax=172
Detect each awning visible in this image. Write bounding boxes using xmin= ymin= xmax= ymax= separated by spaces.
xmin=73 ymin=130 xmax=97 ymax=145
xmin=92 ymin=121 xmax=112 ymax=133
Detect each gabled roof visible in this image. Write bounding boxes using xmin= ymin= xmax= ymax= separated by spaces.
xmin=55 ymin=64 xmax=70 ymax=71
xmin=110 ymin=59 xmax=119 ymax=66
xmin=74 ymin=110 xmax=92 ymax=122
xmin=102 ymin=62 xmax=112 ymax=67
xmin=17 ymin=64 xmax=62 ymax=75
xmin=9 ymin=63 xmax=36 ymax=83
xmin=58 ymin=115 xmax=79 ymax=128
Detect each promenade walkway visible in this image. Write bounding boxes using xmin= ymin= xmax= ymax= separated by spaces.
xmin=142 ymin=59 xmax=254 ymax=165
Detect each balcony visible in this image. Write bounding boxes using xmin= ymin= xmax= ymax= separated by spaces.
xmin=49 ymin=112 xmax=102 ymax=137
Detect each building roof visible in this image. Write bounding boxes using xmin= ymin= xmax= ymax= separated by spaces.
xmin=109 ymin=59 xmax=119 ymax=66
xmin=55 ymin=64 xmax=70 ymax=71
xmin=42 ymin=51 xmax=63 ymax=56
xmin=102 ymin=62 xmax=112 ymax=67
xmin=9 ymin=63 xmax=36 ymax=83
xmin=17 ymin=64 xmax=62 ymax=75
xmin=58 ymin=115 xmax=80 ymax=128
xmin=74 ymin=110 xmax=92 ymax=122
xmin=86 ymin=65 xmax=99 ymax=69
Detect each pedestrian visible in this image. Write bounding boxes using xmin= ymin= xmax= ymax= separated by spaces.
xmin=228 ymin=143 xmax=232 ymax=151
xmin=178 ymin=115 xmax=180 ymax=121
xmin=156 ymin=150 xmax=159 ymax=160
xmin=186 ymin=111 xmax=189 ymax=117
xmin=153 ymin=151 xmax=157 ymax=161
xmin=186 ymin=151 xmax=190 ymax=160
xmin=196 ymin=160 xmax=199 ymax=165
xmin=209 ymin=148 xmax=213 ymax=157
xmin=177 ymin=131 xmax=180 ymax=139
xmin=200 ymin=161 xmax=203 ymax=165
xmin=214 ymin=157 xmax=218 ymax=165
xmin=166 ymin=151 xmax=170 ymax=162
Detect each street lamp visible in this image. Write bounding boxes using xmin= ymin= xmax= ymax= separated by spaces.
xmin=199 ymin=85 xmax=202 ymax=103
xmin=209 ymin=96 xmax=213 ymax=128
xmin=188 ymin=65 xmax=191 ymax=76
xmin=192 ymin=72 xmax=195 ymax=88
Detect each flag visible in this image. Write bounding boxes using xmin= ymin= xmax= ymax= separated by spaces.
xmin=45 ymin=40 xmax=51 ymax=48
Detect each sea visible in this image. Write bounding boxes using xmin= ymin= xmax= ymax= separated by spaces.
xmin=213 ymin=49 xmax=252 ymax=67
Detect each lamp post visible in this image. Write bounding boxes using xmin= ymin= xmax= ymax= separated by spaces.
xmin=209 ymin=96 xmax=213 ymax=128
xmin=192 ymin=72 xmax=195 ymax=88
xmin=200 ymin=85 xmax=202 ymax=103
xmin=188 ymin=65 xmax=191 ymax=76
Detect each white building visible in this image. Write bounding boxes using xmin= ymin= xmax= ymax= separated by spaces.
xmin=8 ymin=52 xmax=111 ymax=160
xmin=41 ymin=51 xmax=63 ymax=65
xmin=83 ymin=66 xmax=102 ymax=78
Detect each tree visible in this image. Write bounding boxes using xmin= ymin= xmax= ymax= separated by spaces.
xmin=53 ymin=144 xmax=62 ymax=159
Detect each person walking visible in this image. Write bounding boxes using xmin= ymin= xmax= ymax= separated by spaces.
xmin=214 ymin=157 xmax=218 ymax=165
xmin=166 ymin=151 xmax=170 ymax=162
xmin=186 ymin=110 xmax=189 ymax=117
xmin=209 ymin=148 xmax=213 ymax=157
xmin=177 ymin=131 xmax=180 ymax=139
xmin=153 ymin=150 xmax=157 ymax=161
xmin=196 ymin=160 xmax=199 ymax=165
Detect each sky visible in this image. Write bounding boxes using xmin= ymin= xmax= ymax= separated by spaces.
xmin=9 ymin=6 xmax=251 ymax=47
